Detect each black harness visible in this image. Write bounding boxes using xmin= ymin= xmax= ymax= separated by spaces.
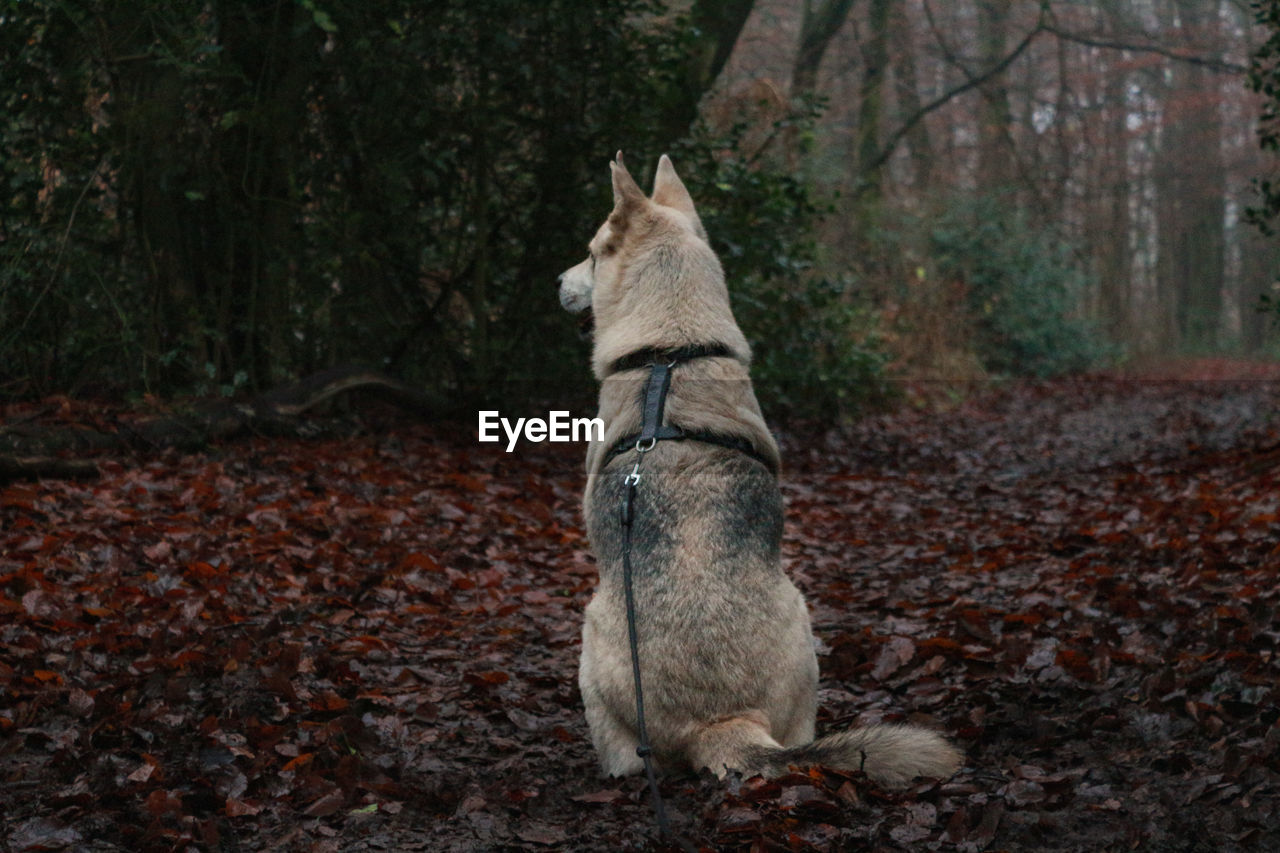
xmin=602 ymin=343 xmax=771 ymax=472
xmin=610 ymin=343 xmax=762 ymax=850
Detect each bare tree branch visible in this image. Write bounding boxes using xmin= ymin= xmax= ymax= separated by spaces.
xmin=853 ymin=2 xmax=1245 ymax=199
xmin=855 ymin=20 xmax=1044 ymax=193
xmin=1041 ymin=23 xmax=1247 ymax=75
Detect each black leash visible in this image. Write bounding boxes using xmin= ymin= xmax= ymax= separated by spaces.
xmin=617 ymin=359 xmax=698 ymax=853
xmin=620 ymin=454 xmax=672 ymax=838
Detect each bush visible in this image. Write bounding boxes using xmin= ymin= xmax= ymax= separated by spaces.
xmin=1 ymin=0 xmax=880 ymax=417
xmin=0 ymin=0 xmax=704 ymax=403
xmin=913 ymin=195 xmax=1111 ymax=378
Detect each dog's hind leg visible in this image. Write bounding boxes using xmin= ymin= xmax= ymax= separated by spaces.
xmin=579 ymin=609 xmax=646 ymax=776
xmin=686 ymin=712 xmax=780 ymax=778
xmin=773 ymin=693 xmax=816 ymax=748
xmin=583 ymin=695 xmax=646 ymax=776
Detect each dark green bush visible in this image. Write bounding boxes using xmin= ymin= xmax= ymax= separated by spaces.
xmin=925 ymin=195 xmax=1111 ymax=378
xmin=1 ymin=0 xmax=888 ymax=419
xmin=0 ymin=0 xmax=680 ymax=402
xmin=1 ymin=0 xmax=884 ymax=418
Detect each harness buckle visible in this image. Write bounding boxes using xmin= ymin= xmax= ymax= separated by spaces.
xmin=634 ymin=436 xmax=657 ymax=453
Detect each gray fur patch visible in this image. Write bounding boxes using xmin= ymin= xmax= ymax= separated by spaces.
xmin=708 ymin=456 xmax=783 ymax=569
xmin=588 ymin=462 xmax=677 ymax=577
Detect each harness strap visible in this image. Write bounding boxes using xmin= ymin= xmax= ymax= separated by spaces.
xmin=637 ymin=361 xmax=673 ymax=445
xmin=602 ymin=428 xmax=769 ymax=471
xmin=608 ymin=341 xmax=734 ymax=375
xmin=606 ymin=343 xmax=769 ymax=472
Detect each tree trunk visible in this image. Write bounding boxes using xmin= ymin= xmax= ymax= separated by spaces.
xmin=891 ymin=0 xmax=933 ymax=192
xmin=976 ymin=0 xmax=1014 ymax=191
xmin=1097 ymin=3 xmax=1134 ymax=346
xmin=1156 ymin=0 xmax=1226 ymax=351
xmin=658 ymin=0 xmax=758 ymax=143
xmin=854 ymin=0 xmax=892 ymax=205
xmin=791 ymin=0 xmax=857 ymax=99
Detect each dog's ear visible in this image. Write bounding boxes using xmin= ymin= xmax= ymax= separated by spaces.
xmin=609 ymin=152 xmax=645 ymax=228
xmin=652 ymin=155 xmax=696 ymax=214
xmin=651 ymin=154 xmax=706 ymax=238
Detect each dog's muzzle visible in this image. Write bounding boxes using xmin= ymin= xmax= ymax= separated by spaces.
xmin=557 ymin=269 xmax=594 ymax=338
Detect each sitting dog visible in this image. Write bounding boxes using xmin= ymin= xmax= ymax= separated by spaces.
xmin=558 ymin=153 xmax=961 ymax=787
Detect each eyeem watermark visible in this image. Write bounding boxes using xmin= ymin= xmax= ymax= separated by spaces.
xmin=478 ymin=410 xmax=604 ymax=452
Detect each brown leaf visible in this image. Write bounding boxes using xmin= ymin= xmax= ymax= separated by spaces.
xmin=125 ymin=761 xmax=155 ymax=784
xmin=872 ymin=636 xmax=915 ymax=680
xmin=225 ymin=797 xmax=263 ymax=817
xmin=570 ymin=789 xmax=625 ymax=804
xmin=304 ymin=788 xmax=346 ymax=817
xmin=515 ymin=820 xmax=567 ymax=846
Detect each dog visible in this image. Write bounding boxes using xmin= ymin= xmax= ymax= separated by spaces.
xmin=558 ymin=152 xmax=961 ymax=787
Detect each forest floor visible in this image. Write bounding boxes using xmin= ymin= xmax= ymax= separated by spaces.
xmin=3 ymin=363 xmax=1280 ymax=852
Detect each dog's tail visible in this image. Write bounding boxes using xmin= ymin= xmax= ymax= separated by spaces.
xmin=688 ymin=716 xmax=962 ymax=789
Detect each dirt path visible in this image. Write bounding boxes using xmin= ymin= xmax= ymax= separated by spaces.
xmin=2 ymin=376 xmax=1278 ymax=851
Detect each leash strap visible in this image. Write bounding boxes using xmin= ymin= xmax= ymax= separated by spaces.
xmin=618 ymin=359 xmax=697 ymax=852
xmin=619 ymin=475 xmax=673 ymax=840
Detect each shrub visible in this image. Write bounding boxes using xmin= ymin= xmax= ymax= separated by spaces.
xmin=911 ymin=195 xmax=1111 ymax=378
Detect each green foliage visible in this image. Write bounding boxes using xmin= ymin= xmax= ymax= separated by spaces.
xmin=1261 ymin=293 xmax=1280 ymax=328
xmin=901 ymin=195 xmax=1110 ymax=378
xmin=0 ymin=0 xmax=883 ymax=419
xmin=0 ymin=0 xmax=687 ymax=402
xmin=0 ymin=2 xmax=136 ymax=396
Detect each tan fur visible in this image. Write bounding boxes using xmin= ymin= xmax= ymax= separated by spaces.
xmin=560 ymin=153 xmax=962 ymax=788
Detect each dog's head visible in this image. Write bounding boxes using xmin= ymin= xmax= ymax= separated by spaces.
xmin=557 ymin=152 xmax=706 ymax=326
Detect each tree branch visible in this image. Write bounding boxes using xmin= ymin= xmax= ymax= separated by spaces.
xmin=856 ymin=2 xmax=1247 ymax=197
xmin=855 ymin=20 xmax=1044 ymax=192
xmin=1041 ymin=23 xmax=1247 ymax=75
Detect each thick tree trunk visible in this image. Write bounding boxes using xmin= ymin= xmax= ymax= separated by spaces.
xmin=657 ymin=0 xmax=757 ymax=144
